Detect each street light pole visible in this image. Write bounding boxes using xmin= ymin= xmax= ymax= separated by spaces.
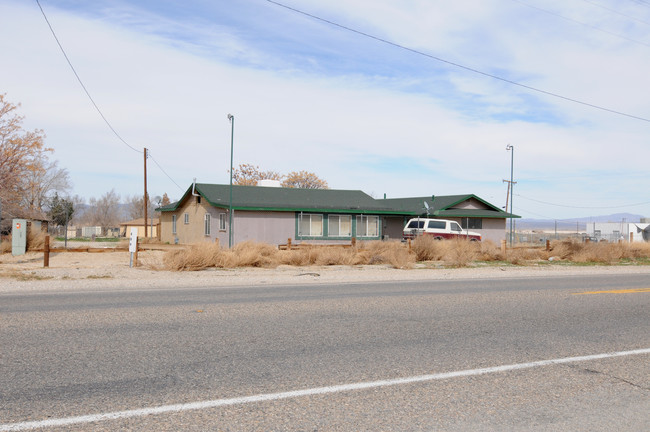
xmin=506 ymin=144 xmax=514 ymax=246
xmin=227 ymin=114 xmax=234 ymax=248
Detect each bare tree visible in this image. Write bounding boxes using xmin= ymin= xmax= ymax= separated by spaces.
xmin=84 ymin=190 xmax=121 ymax=235
xmin=232 ymin=163 xmax=282 ymax=186
xmin=0 ymin=93 xmax=51 ymax=227
xmin=231 ymin=163 xmax=328 ymax=189
xmin=21 ymin=156 xmax=71 ymax=213
xmin=126 ymin=194 xmax=155 ymax=220
xmin=282 ymin=170 xmax=329 ymax=189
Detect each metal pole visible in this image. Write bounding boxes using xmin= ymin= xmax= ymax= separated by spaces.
xmin=227 ymin=114 xmax=234 ymax=248
xmin=144 ymin=148 xmax=148 ymax=238
xmin=506 ymin=145 xmax=514 ymax=246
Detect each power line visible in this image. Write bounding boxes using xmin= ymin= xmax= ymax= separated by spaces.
xmin=629 ymin=0 xmax=650 ymax=8
xmin=515 ymin=193 xmax=650 ymax=209
xmin=512 ymin=0 xmax=650 ymax=48
xmin=149 ymin=152 xmax=184 ymax=191
xmin=36 ymin=0 xmax=141 ymax=154
xmin=580 ymin=0 xmax=650 ymax=27
xmin=266 ymin=0 xmax=650 ymax=124
xmin=36 ymin=0 xmax=184 ymax=192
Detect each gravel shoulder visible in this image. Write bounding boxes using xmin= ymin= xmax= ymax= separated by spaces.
xmin=3 ymin=248 xmax=650 ymax=294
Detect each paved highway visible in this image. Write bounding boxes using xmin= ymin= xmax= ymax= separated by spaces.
xmin=1 ymin=274 xmax=649 ymax=431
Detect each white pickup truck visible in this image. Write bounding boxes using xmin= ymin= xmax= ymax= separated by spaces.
xmin=403 ymin=218 xmax=481 ymax=241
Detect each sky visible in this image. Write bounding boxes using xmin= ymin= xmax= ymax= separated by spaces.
xmin=2 ymin=0 xmax=650 ymax=223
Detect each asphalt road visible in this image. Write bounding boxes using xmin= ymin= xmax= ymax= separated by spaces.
xmin=1 ymin=274 xmax=649 ymax=431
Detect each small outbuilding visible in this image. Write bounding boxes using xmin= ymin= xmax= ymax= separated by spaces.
xmin=120 ymin=217 xmax=160 ymax=239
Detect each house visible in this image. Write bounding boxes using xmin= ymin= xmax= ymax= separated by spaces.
xmin=157 ymin=183 xmax=519 ymax=246
xmin=120 ymin=217 xmax=160 ymax=239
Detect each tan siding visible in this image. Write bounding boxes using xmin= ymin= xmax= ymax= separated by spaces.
xmin=160 ymin=196 xmax=223 ymax=244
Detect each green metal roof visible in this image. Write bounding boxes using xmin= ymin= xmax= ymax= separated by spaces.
xmin=159 ymin=183 xmax=410 ymax=215
xmin=381 ymin=195 xmax=520 ymax=218
xmin=158 ymin=184 xmax=519 ymax=218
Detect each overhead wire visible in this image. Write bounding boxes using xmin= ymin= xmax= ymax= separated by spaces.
xmin=511 ymin=0 xmax=650 ymax=48
xmin=515 ymin=193 xmax=650 ymax=209
xmin=149 ymin=153 xmax=184 ymax=191
xmin=580 ymin=0 xmax=650 ymax=27
xmin=265 ymin=0 xmax=650 ymax=124
xmin=36 ymin=0 xmax=141 ymax=154
xmin=35 ymin=0 xmax=184 ymax=192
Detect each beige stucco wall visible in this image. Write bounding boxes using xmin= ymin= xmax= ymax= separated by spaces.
xmin=160 ymin=196 xmax=225 ymax=245
xmin=446 ymin=217 xmax=506 ymax=243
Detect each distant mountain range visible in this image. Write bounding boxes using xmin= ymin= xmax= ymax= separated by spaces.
xmin=517 ymin=213 xmax=646 ymax=231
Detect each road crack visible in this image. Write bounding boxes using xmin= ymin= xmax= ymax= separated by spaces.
xmin=565 ymin=364 xmax=650 ymax=392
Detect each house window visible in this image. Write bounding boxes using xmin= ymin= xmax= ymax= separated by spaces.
xmin=328 ymin=215 xmax=351 ymax=237
xmin=298 ymin=214 xmax=323 ymax=237
xmin=184 ymin=213 xmax=189 ymax=224
xmin=219 ymin=213 xmax=226 ymax=231
xmin=356 ymin=215 xmax=379 ymax=237
xmin=204 ymin=213 xmax=211 ymax=236
xmin=461 ymin=218 xmax=482 ymax=229
xmin=172 ymin=215 xmax=177 ymax=234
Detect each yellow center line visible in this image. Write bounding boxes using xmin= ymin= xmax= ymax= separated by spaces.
xmin=574 ymin=287 xmax=650 ymax=295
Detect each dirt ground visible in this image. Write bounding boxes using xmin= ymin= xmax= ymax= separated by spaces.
xmin=3 ymin=245 xmax=650 ymax=294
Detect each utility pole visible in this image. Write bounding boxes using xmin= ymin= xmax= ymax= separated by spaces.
xmin=144 ymin=147 xmax=148 ymax=239
xmin=505 ymin=144 xmax=515 ymax=246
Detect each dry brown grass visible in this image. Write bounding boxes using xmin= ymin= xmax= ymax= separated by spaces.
xmin=161 ymin=238 xmax=650 ymax=271
xmin=1 ymin=236 xmax=10 ymax=253
xmin=163 ymin=242 xmax=225 ymax=271
xmin=0 ymin=232 xmax=47 ymax=252
xmin=162 ymin=240 xmax=415 ymax=271
xmin=411 ymin=237 xmax=482 ymax=267
xmin=27 ymin=231 xmax=46 ymax=251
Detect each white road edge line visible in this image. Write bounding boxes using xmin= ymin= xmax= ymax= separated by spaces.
xmin=2 ymin=348 xmax=649 ymax=431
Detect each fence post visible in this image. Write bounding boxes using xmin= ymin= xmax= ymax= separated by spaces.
xmin=287 ymin=238 xmax=292 ymax=251
xmin=351 ymin=237 xmax=357 ymax=248
xmin=546 ymin=239 xmax=550 ymax=251
xmin=501 ymin=239 xmax=506 ymax=254
xmin=408 ymin=238 xmax=411 ymax=252
xmin=134 ymin=236 xmax=139 ymax=267
xmin=44 ymin=235 xmax=50 ymax=268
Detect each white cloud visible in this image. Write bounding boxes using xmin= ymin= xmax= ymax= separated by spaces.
xmin=2 ymin=0 xmax=650 ymax=218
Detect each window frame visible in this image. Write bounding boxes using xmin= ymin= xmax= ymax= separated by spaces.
xmin=297 ymin=213 xmax=323 ymax=238
xmin=460 ymin=218 xmax=483 ymax=230
xmin=219 ymin=213 xmax=226 ymax=231
xmin=328 ymin=214 xmax=352 ymax=238
xmin=172 ymin=215 xmax=177 ymax=234
xmin=204 ymin=213 xmax=211 ymax=236
xmin=184 ymin=213 xmax=189 ymax=224
xmin=356 ymin=215 xmax=380 ymax=238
